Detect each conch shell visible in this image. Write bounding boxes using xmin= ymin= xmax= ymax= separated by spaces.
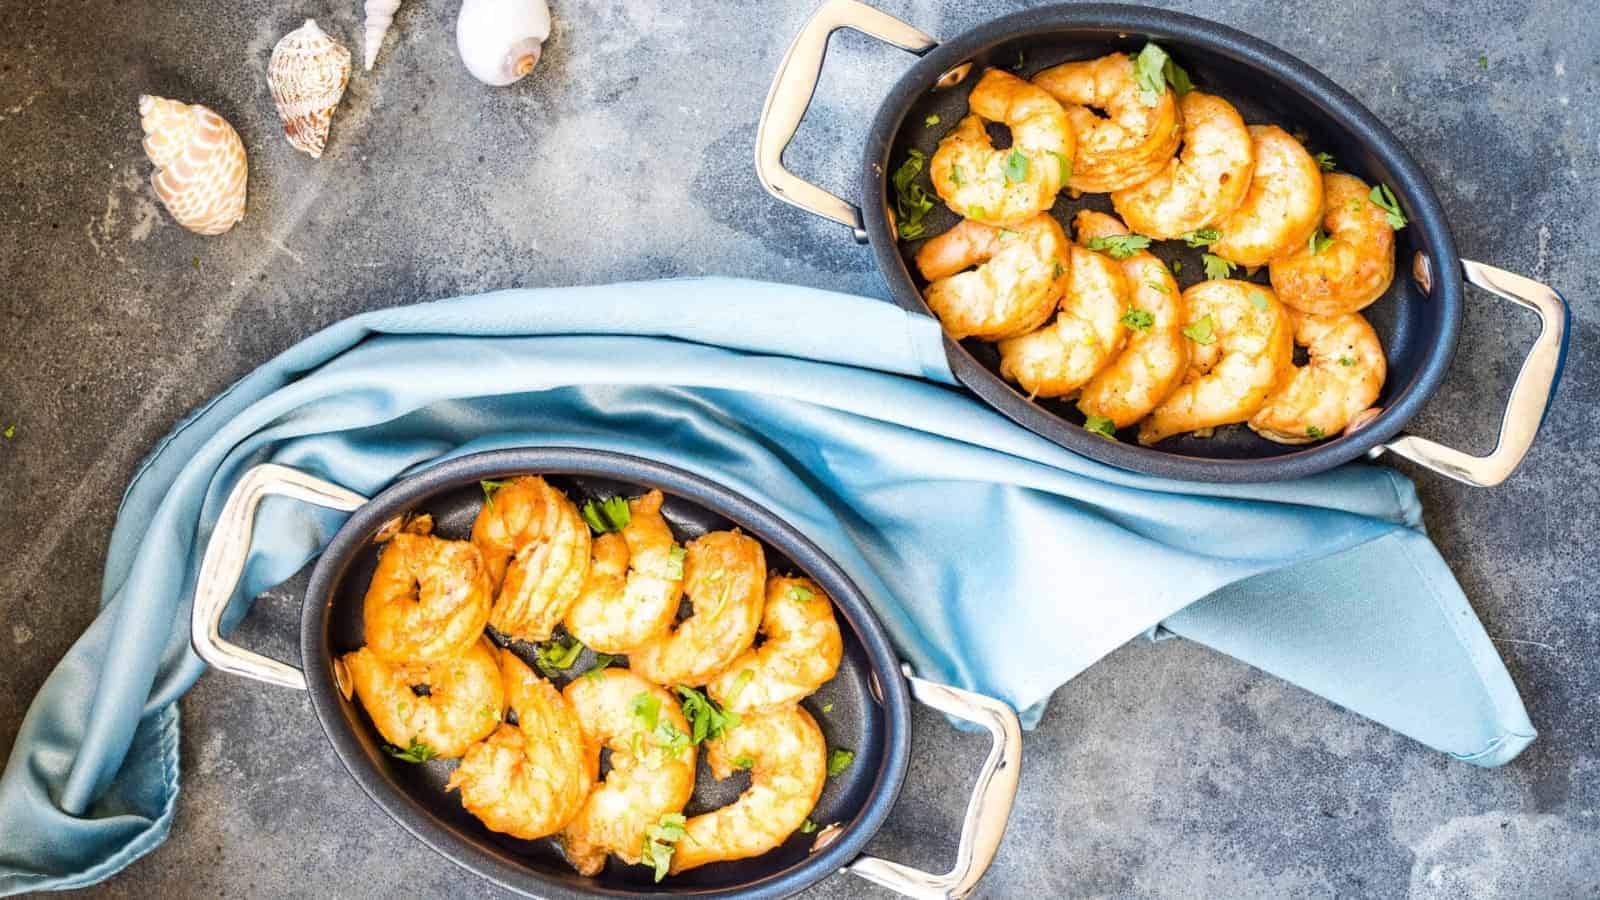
xmin=138 ymin=95 xmax=247 ymax=235
xmin=457 ymin=0 xmax=551 ymax=86
xmin=364 ymin=0 xmax=402 ymax=71
xmin=268 ymin=19 xmax=352 ymax=158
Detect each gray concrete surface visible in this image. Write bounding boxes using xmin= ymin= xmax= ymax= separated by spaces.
xmin=2 ymin=0 xmax=1596 ymax=897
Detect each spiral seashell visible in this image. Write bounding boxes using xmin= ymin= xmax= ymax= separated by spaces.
xmin=138 ymin=95 xmax=247 ymax=235
xmin=268 ymin=19 xmax=352 ymax=159
xmin=457 ymin=0 xmax=551 ymax=86
xmin=364 ymin=0 xmax=402 ymax=71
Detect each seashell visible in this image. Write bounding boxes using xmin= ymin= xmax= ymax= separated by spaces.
xmin=138 ymin=95 xmax=247 ymax=235
xmin=456 ymin=0 xmax=551 ymax=86
xmin=268 ymin=19 xmax=352 ymax=159
xmin=364 ymin=0 xmax=402 ymax=71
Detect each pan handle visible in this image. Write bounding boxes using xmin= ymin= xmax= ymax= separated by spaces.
xmin=1371 ymin=259 xmax=1570 ymax=487
xmin=190 ymin=463 xmax=368 ymax=690
xmin=755 ymin=0 xmax=937 ymax=242
xmin=845 ymin=665 xmax=1022 ymax=900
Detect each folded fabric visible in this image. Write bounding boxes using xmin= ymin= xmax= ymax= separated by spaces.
xmin=0 ymin=278 xmax=1534 ymax=894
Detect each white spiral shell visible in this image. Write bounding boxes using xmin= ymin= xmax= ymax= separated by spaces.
xmin=268 ymin=19 xmax=352 ymax=159
xmin=456 ymin=0 xmax=551 ymax=86
xmin=364 ymin=0 xmax=402 ymax=71
xmin=138 ymin=95 xmax=247 ymax=235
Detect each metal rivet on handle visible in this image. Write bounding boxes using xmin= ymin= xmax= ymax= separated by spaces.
xmin=934 ymin=62 xmax=972 ymax=90
xmin=1412 ymin=251 xmax=1433 ymax=295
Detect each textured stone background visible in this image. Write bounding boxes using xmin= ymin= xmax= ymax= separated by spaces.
xmin=1 ymin=0 xmax=1596 ymax=897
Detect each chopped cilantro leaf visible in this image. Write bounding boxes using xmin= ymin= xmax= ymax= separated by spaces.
xmin=1133 ymin=43 xmax=1170 ymax=106
xmin=385 ymin=737 xmax=437 ymax=763
xmin=733 ymin=753 xmax=756 ymax=770
xmin=1201 ymin=253 xmax=1236 ymax=280
xmin=1181 ymin=314 xmax=1217 ymax=345
xmin=826 ymin=748 xmax=855 ymax=777
xmin=799 ymin=818 xmax=820 ymax=835
xmin=535 ymin=635 xmax=585 ymax=677
xmin=665 ymin=545 xmax=686 ymax=580
xmin=675 ymin=685 xmax=741 ymax=744
xmin=1182 ymin=228 xmax=1220 ymax=248
xmin=1085 ymin=233 xmax=1152 ymax=259
xmin=1084 ymin=415 xmax=1117 ymax=440
xmin=1369 ymin=184 xmax=1408 ymax=230
xmin=1307 ymin=425 xmax=1326 ymax=440
xmin=786 ymin=583 xmax=816 ymax=603
xmin=1250 ymin=291 xmax=1270 ymax=311
xmin=892 ymin=149 xmax=936 ymax=240
xmin=1004 ymin=149 xmax=1030 ymax=185
xmin=950 ymin=164 xmax=965 ymax=187
xmin=1144 ymin=280 xmax=1171 ymax=295
xmin=1048 ymin=149 xmax=1072 ymax=184
xmin=640 ymin=813 xmax=687 ymax=882
xmin=924 ymin=113 xmax=940 ymax=127
xmin=1309 ymin=226 xmax=1335 ymax=255
xmin=1121 ymin=308 xmax=1155 ymax=331
xmin=581 ymin=495 xmax=631 ymax=533
xmin=1313 ymin=151 xmax=1336 ymax=172
xmin=1339 ymin=356 xmax=1355 ymax=367
xmin=479 ymin=479 xmax=512 ymax=511
xmin=584 ymin=653 xmax=615 ymax=679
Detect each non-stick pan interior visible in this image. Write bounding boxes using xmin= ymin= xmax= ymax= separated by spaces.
xmin=308 ymin=456 xmax=900 ymax=897
xmin=872 ymin=9 xmax=1458 ymax=475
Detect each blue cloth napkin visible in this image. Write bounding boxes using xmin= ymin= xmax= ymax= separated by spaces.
xmin=0 ymin=278 xmax=1534 ymax=894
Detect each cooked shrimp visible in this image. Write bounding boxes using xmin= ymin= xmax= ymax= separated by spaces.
xmin=1269 ymin=172 xmax=1396 ymax=315
xmin=1071 ymin=211 xmax=1189 ymax=428
xmin=1032 ymin=51 xmax=1182 ymax=193
xmin=471 ymin=476 xmax=591 ymax=643
xmin=628 ymin=531 xmax=766 ymax=687
xmin=445 ymin=649 xmax=594 ymax=839
xmin=996 ymin=242 xmax=1129 ymax=398
xmin=558 ymin=669 xmax=697 ymax=876
xmin=707 ymin=575 xmax=842 ymax=715
xmin=1111 ymin=92 xmax=1254 ymax=240
xmin=1209 ymin=126 xmax=1325 ymax=267
xmin=929 ymin=69 xmax=1073 ymax=227
xmin=914 ymin=213 xmax=1071 ymax=340
xmin=564 ymin=490 xmax=684 ymax=654
xmin=669 ymin=705 xmax=828 ymax=874
xmin=1138 ymin=280 xmax=1294 ymax=445
xmin=363 ymin=532 xmax=493 ymax=664
xmin=343 ymin=637 xmax=503 ymax=759
xmin=1249 ymin=309 xmax=1386 ymax=444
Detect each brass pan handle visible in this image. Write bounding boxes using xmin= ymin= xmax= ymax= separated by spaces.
xmin=1374 ymin=259 xmax=1570 ymax=487
xmin=755 ymin=0 xmax=937 ymax=242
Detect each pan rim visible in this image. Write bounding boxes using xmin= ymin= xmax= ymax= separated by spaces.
xmin=860 ymin=2 xmax=1464 ymax=483
xmin=299 ymin=447 xmax=913 ymax=899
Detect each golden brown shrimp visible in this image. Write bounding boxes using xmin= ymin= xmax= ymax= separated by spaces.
xmin=913 ymin=213 xmax=1072 ymax=341
xmin=1209 ymin=126 xmax=1325 ymax=267
xmin=564 ymin=490 xmax=684 ymax=654
xmin=343 ymin=637 xmax=503 ymax=759
xmin=1111 ymin=92 xmax=1254 ymax=239
xmin=929 ymin=69 xmax=1073 ymax=227
xmin=1249 ymin=309 xmax=1386 ymax=444
xmin=669 ymin=706 xmax=828 ymax=874
xmin=996 ymin=242 xmax=1130 ymax=398
xmin=1269 ymin=172 xmax=1396 ymax=315
xmin=445 ymin=649 xmax=594 ymax=839
xmin=471 ymin=476 xmax=591 ymax=643
xmin=1071 ymin=211 xmax=1189 ymax=429
xmin=1138 ymin=280 xmax=1294 ymax=445
xmin=363 ymin=532 xmax=493 ymax=665
xmin=706 ymin=575 xmax=842 ymax=715
xmin=628 ymin=531 xmax=766 ymax=687
xmin=558 ymin=669 xmax=697 ymax=876
xmin=1032 ymin=51 xmax=1182 ymax=193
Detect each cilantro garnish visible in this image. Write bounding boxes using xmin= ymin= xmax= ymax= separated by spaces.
xmin=479 ymin=479 xmax=512 ymax=511
xmin=1308 ymin=226 xmax=1334 ymax=255
xmin=640 ymin=813 xmax=687 ymax=882
xmin=799 ymin=818 xmax=820 ymax=835
xmin=891 ymin=149 xmax=936 ymax=240
xmin=949 ymin=164 xmax=965 ymax=187
xmin=786 ymin=583 xmax=816 ymax=603
xmin=1250 ymin=291 xmax=1270 ymax=311
xmin=1144 ymin=280 xmax=1171 ymax=296
xmin=1181 ymin=314 xmax=1217 ymax=345
xmin=584 ymin=653 xmax=615 ymax=680
xmin=732 ymin=753 xmax=756 ymax=770
xmin=1004 ymin=149 xmax=1030 ymax=185
xmin=535 ymin=635 xmax=584 ymax=677
xmin=1048 ymin=149 xmax=1072 ymax=184
xmin=385 ymin=737 xmax=438 ymax=763
xmin=1201 ymin=253 xmax=1236 ymax=280
xmin=1369 ymin=184 xmax=1408 ymax=230
xmin=1084 ymin=416 xmax=1117 ymax=440
xmin=581 ymin=495 xmax=631 ymax=533
xmin=1181 ymin=228 xmax=1220 ymax=248
xmin=1339 ymin=356 xmax=1355 ymax=367
xmin=675 ymin=685 xmax=741 ymax=744
xmin=826 ymin=748 xmax=855 ymax=777
xmin=1085 ymin=233 xmax=1152 ymax=259
xmin=1133 ymin=43 xmax=1170 ymax=106
xmin=924 ymin=113 xmax=940 ymax=127
xmin=1121 ymin=308 xmax=1155 ymax=331
xmin=665 ymin=545 xmax=686 ymax=580
xmin=1307 ymin=426 xmax=1326 ymax=440
xmin=1313 ymin=151 xmax=1336 ymax=172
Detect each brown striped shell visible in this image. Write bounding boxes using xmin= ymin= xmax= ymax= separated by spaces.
xmin=268 ymin=19 xmax=351 ymax=159
xmin=137 ymin=95 xmax=247 ymax=235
